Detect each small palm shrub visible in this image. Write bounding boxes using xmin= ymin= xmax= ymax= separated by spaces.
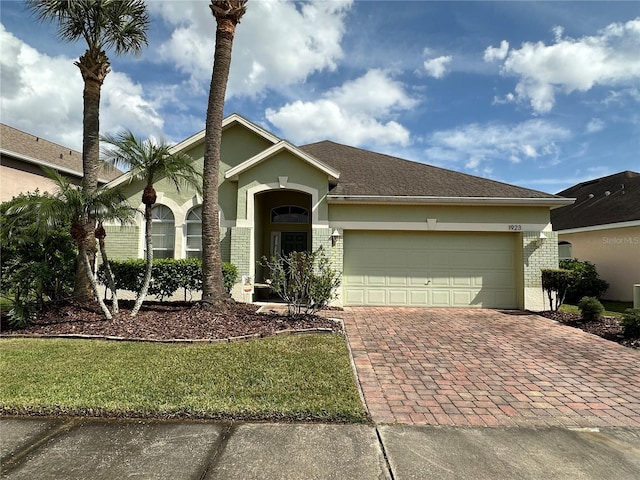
xmin=621 ymin=309 xmax=640 ymax=338
xmin=578 ymin=296 xmax=604 ymax=322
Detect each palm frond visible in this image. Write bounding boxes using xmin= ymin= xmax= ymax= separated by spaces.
xmin=26 ymin=0 xmax=149 ymax=55
xmin=101 ymin=129 xmax=203 ymax=197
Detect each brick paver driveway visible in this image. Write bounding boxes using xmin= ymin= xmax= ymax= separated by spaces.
xmin=341 ymin=308 xmax=640 ymax=427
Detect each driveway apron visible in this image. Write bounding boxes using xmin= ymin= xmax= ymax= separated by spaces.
xmin=341 ymin=307 xmax=640 ymax=427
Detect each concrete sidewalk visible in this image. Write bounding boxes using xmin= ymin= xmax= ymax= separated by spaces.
xmin=2 ymin=417 xmax=640 ymax=479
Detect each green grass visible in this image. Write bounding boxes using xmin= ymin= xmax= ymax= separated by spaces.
xmin=560 ymin=301 xmax=633 ymax=318
xmin=0 ymin=335 xmax=367 ymax=423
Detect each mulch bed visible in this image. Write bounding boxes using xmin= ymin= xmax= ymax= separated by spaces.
xmin=538 ymin=310 xmax=639 ymax=349
xmin=1 ymin=300 xmax=342 ymax=341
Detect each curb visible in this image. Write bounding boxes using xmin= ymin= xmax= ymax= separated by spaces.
xmin=0 ymin=327 xmax=339 ymax=344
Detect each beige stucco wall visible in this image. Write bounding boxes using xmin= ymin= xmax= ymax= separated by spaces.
xmin=559 ymin=226 xmax=640 ymax=302
xmin=0 ymin=164 xmax=60 ymax=202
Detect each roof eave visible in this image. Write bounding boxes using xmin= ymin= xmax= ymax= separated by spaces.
xmin=168 ymin=113 xmax=280 ymax=155
xmin=225 ymin=140 xmax=340 ymax=182
xmin=1 ymin=148 xmax=114 ymax=184
xmin=555 ymin=219 xmax=640 ymax=234
xmin=327 ymin=195 xmax=575 ymax=207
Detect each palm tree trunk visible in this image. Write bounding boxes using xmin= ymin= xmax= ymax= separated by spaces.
xmin=73 ymin=58 xmax=104 ymax=301
xmin=201 ymin=16 xmax=238 ymax=310
xmin=131 ymin=204 xmax=153 ymax=316
xmin=73 ymin=216 xmax=97 ymax=302
xmin=98 ymin=236 xmax=119 ymax=314
xmin=80 ymin=250 xmax=112 ymax=320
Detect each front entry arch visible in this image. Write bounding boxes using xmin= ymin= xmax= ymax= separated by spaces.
xmin=255 ymin=190 xmax=312 ymax=282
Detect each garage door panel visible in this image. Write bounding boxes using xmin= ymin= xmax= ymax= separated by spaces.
xmin=431 ymin=290 xmax=451 ymax=306
xmin=453 ymin=291 xmax=474 ymax=306
xmin=452 ymin=275 xmax=473 ymax=287
xmin=343 ymin=231 xmax=517 ymax=308
xmin=409 ymin=275 xmax=428 ymax=286
xmin=388 ymin=290 xmax=408 ymax=305
xmin=366 ymin=290 xmax=386 ymax=304
xmin=388 ymin=275 xmax=408 ymax=286
xmin=345 ymin=289 xmax=365 ymax=304
xmin=366 ymin=273 xmax=387 ymax=286
xmin=410 ymin=290 xmax=428 ymax=305
xmin=430 ymin=272 xmax=451 ymax=287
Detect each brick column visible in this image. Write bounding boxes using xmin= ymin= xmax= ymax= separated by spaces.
xmin=229 ymin=226 xmax=252 ymax=301
xmin=522 ymin=231 xmax=558 ymax=311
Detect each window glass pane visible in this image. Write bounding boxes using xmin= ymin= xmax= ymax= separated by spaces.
xmin=149 ymin=205 xmax=175 ymax=258
xmin=271 ymin=205 xmax=309 ymax=224
xmin=186 ymin=206 xmax=202 ymax=257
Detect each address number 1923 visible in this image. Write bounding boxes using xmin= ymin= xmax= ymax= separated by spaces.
xmin=508 ymin=224 xmax=522 ymax=231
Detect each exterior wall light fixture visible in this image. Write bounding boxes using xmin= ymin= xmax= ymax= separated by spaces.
xmin=331 ymin=229 xmax=341 ymax=247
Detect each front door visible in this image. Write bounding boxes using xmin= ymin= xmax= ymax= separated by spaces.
xmin=281 ymin=232 xmax=308 ymax=255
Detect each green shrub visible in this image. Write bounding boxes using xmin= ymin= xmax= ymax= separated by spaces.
xmin=541 ymin=269 xmax=575 ymax=311
xmin=222 ymin=262 xmax=238 ymax=294
xmin=1 ymin=193 xmax=76 ymax=327
xmin=621 ymin=309 xmax=640 ymax=338
xmin=559 ymin=259 xmax=609 ymax=303
xmin=98 ymin=258 xmax=237 ymax=300
xmin=260 ymin=247 xmax=341 ymax=317
xmin=578 ymin=296 xmax=604 ymax=322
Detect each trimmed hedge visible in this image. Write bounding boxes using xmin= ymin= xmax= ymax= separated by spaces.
xmin=97 ymin=258 xmax=237 ymax=300
xmin=541 ymin=268 xmax=575 ymax=311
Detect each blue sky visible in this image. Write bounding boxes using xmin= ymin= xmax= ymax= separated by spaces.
xmin=1 ymin=0 xmax=639 ymax=194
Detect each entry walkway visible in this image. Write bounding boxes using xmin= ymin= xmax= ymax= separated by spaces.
xmin=340 ymin=307 xmax=640 ymax=427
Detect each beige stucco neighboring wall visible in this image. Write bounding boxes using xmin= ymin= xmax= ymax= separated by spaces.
xmin=558 ymin=226 xmax=640 ymax=302
xmin=0 ymin=164 xmax=61 ymax=201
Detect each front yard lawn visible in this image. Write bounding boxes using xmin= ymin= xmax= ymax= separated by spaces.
xmin=0 ymin=335 xmax=367 ymax=423
xmin=559 ymin=301 xmax=632 ymax=318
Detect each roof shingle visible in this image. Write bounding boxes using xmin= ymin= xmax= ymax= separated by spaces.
xmin=0 ymin=124 xmax=121 ymax=182
xmin=551 ymin=171 xmax=640 ymax=230
xmin=300 ymin=140 xmax=560 ymax=199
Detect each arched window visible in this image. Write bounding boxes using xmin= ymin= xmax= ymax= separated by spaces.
xmin=271 ymin=205 xmax=309 ymax=224
xmin=186 ymin=206 xmax=202 ymax=258
xmin=558 ymin=241 xmax=572 ymax=261
xmin=150 ymin=205 xmax=175 ymax=259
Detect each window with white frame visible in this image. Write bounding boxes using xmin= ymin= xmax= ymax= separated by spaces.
xmin=150 ymin=205 xmax=175 ymax=259
xmin=185 ymin=206 xmax=202 ymax=258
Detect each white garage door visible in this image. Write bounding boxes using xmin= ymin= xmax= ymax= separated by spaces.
xmin=343 ymin=231 xmax=518 ymax=308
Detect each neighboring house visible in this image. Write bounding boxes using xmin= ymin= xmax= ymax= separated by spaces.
xmin=0 ymin=123 xmax=121 ymax=202
xmin=105 ymin=114 xmax=572 ymax=311
xmin=551 ymin=171 xmax=640 ymax=302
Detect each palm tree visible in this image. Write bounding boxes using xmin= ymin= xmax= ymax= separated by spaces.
xmin=101 ymin=130 xmax=203 ymax=316
xmin=201 ymin=0 xmax=247 ymax=309
xmin=27 ymin=0 xmax=149 ymax=302
xmin=7 ymin=167 xmax=136 ymax=320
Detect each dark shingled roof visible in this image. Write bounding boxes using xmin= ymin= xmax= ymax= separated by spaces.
xmin=551 ymin=171 xmax=640 ymax=230
xmin=299 ymin=140 xmax=560 ymax=199
xmin=0 ymin=124 xmax=122 ymax=182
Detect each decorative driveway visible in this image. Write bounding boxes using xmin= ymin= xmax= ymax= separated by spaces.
xmin=340 ymin=308 xmax=640 ymax=427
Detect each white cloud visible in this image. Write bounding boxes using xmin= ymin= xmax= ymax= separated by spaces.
xmin=483 ymin=40 xmax=509 ymax=62
xmin=424 ymin=119 xmax=572 ymax=172
xmin=586 ymin=118 xmax=605 ymax=133
xmin=0 ymin=24 xmax=165 ymax=150
xmin=266 ymin=69 xmax=417 ymax=147
xmin=151 ymin=0 xmax=354 ymax=98
xmin=423 ymin=55 xmax=452 ymax=79
xmin=485 ymin=18 xmax=640 ymax=113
